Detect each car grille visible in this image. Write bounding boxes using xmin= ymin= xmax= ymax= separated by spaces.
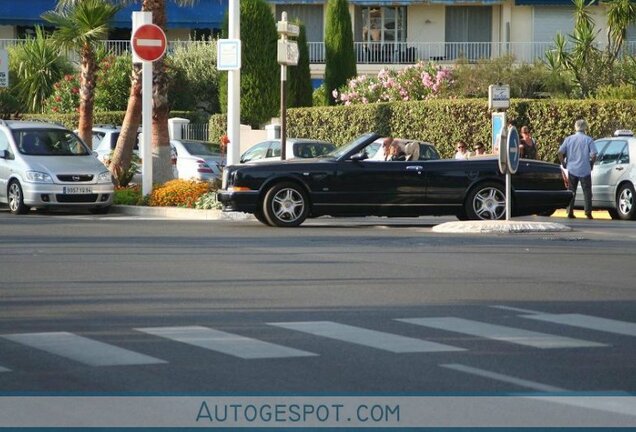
xmin=57 ymin=175 xmax=94 ymax=182
xmin=55 ymin=194 xmax=99 ymax=203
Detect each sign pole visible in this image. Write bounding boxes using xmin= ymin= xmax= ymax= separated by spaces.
xmin=227 ymin=0 xmax=240 ymax=166
xmin=276 ymin=12 xmax=299 ymax=160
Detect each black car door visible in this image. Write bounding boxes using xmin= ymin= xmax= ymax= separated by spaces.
xmin=422 ymin=159 xmax=473 ymax=205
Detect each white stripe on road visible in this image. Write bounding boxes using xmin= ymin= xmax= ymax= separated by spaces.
xmin=136 ymin=326 xmax=316 ymax=359
xmin=397 ymin=317 xmax=606 ymax=349
xmin=490 ymin=305 xmax=545 ymax=314
xmin=522 ymin=314 xmax=636 ymax=337
xmin=0 ymin=365 xmax=10 ymax=372
xmin=1 ymin=332 xmax=166 ymax=367
xmin=268 ymin=321 xmax=465 ymax=353
xmin=136 ymin=39 xmax=163 ymax=47
xmin=441 ymin=363 xmax=567 ymax=392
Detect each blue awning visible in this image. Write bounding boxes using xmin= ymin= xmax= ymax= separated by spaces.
xmin=515 ymin=0 xmax=587 ymax=4
xmin=0 ymin=0 xmax=226 ymax=29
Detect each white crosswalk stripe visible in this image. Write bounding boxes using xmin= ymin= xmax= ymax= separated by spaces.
xmin=135 ymin=326 xmax=316 ymax=359
xmin=521 ymin=313 xmax=636 ymax=337
xmin=269 ymin=321 xmax=465 ymax=353
xmin=1 ymin=332 xmax=166 ymax=366
xmin=397 ymin=317 xmax=607 ymax=349
xmin=0 ymin=365 xmax=10 ymax=372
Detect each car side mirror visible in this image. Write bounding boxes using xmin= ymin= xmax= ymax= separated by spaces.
xmin=0 ymin=149 xmax=8 ymax=159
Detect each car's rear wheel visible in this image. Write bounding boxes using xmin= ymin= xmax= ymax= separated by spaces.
xmin=253 ymin=209 xmax=272 ymax=226
xmin=262 ymin=182 xmax=308 ymax=227
xmin=8 ymin=181 xmax=29 ymax=215
xmin=465 ymin=182 xmax=506 ymax=220
xmin=615 ymin=183 xmax=635 ymax=220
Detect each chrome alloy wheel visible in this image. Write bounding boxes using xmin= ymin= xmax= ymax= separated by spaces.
xmin=618 ymin=186 xmax=633 ymax=216
xmin=8 ymin=182 xmax=24 ymax=214
xmin=472 ymin=186 xmax=506 ymax=220
xmin=271 ymin=187 xmax=306 ymax=223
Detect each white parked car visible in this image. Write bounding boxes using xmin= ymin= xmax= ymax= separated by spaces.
xmin=0 ymin=120 xmax=114 ymax=214
xmin=90 ymin=125 xmax=140 ymax=164
xmin=170 ymin=139 xmax=223 ymax=181
xmin=240 ymin=138 xmax=336 ymax=163
xmin=574 ymin=129 xmax=636 ymax=220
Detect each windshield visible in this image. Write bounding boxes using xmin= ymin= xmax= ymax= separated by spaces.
xmin=328 ymin=133 xmax=377 ymax=159
xmin=181 ymin=140 xmax=220 ymax=156
xmin=14 ymin=129 xmax=90 ymax=156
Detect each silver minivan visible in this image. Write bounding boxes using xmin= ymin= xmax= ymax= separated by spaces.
xmin=0 ymin=120 xmax=114 ymax=214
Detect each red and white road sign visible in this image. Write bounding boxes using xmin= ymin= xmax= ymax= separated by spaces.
xmin=132 ymin=24 xmax=167 ymax=62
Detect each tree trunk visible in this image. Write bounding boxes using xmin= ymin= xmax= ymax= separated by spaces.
xmin=78 ymin=43 xmax=96 ymax=149
xmin=146 ymin=0 xmax=174 ymax=184
xmin=109 ymin=63 xmax=142 ymax=187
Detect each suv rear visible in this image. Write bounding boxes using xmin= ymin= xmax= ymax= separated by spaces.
xmin=0 ymin=120 xmax=114 ymax=214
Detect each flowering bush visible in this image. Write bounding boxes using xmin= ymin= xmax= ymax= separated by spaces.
xmin=44 ymin=74 xmax=80 ymax=114
xmin=148 ymin=179 xmax=213 ymax=208
xmin=332 ymin=62 xmax=453 ymax=105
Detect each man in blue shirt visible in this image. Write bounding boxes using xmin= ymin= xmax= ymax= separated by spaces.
xmin=558 ymin=119 xmax=597 ymax=219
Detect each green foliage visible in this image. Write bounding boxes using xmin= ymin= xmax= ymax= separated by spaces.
xmin=168 ymin=39 xmax=220 ymax=114
xmin=287 ymin=22 xmax=313 ymax=108
xmin=287 ymin=99 xmax=636 ymax=161
xmin=44 ymin=74 xmax=80 ymax=114
xmin=219 ymin=0 xmax=279 ymax=127
xmin=324 ymin=0 xmax=357 ymax=105
xmin=107 ymin=151 xmax=140 ymax=187
xmin=0 ymin=88 xmax=22 ymax=118
xmin=95 ymin=54 xmax=131 ymax=111
xmin=114 ymin=185 xmax=143 ymax=205
xmin=594 ymin=83 xmax=636 ymax=99
xmin=312 ymin=84 xmax=329 ymax=107
xmin=194 ymin=191 xmax=222 ymax=209
xmin=8 ymin=27 xmax=73 ymax=112
xmin=208 ymin=114 xmax=227 ymax=146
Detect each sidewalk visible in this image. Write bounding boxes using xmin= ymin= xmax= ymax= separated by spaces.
xmin=111 ymin=205 xmax=252 ymax=221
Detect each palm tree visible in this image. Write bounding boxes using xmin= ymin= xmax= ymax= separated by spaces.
xmin=43 ymin=0 xmax=120 ymax=149
xmin=605 ymin=0 xmax=636 ymax=60
xmin=58 ymin=0 xmax=197 ymax=185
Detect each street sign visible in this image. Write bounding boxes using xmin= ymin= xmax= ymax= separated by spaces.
xmin=0 ymin=49 xmax=8 ymax=88
xmin=277 ymin=40 xmax=299 ymax=66
xmin=217 ymin=39 xmax=241 ymax=71
xmin=492 ymin=111 xmax=506 ymax=153
xmin=507 ymin=126 xmax=520 ymax=174
xmin=488 ymin=84 xmax=510 ymax=110
xmin=131 ymin=24 xmax=167 ymax=62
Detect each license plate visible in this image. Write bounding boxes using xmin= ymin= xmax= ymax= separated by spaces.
xmin=63 ymin=186 xmax=93 ymax=194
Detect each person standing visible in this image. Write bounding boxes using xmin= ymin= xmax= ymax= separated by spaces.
xmin=558 ymin=119 xmax=597 ymax=219
xmin=519 ymin=126 xmax=537 ymax=159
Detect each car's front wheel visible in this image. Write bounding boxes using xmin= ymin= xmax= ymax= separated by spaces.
xmin=253 ymin=209 xmax=272 ymax=226
xmin=615 ymin=183 xmax=635 ymax=220
xmin=262 ymin=182 xmax=308 ymax=227
xmin=8 ymin=181 xmax=29 ymax=215
xmin=465 ymin=182 xmax=506 ymax=220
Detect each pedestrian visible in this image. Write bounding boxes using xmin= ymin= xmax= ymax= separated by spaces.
xmin=454 ymin=141 xmax=469 ymax=160
xmin=472 ymin=143 xmax=486 ymax=156
xmin=519 ymin=126 xmax=537 ymax=159
xmin=558 ymin=119 xmax=597 ymax=219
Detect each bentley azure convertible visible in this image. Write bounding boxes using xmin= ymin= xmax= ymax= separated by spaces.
xmin=217 ymin=133 xmax=572 ymax=227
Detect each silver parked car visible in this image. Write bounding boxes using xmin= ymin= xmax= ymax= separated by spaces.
xmin=0 ymin=120 xmax=114 ymax=214
xmin=574 ymin=130 xmax=636 ymax=220
xmin=170 ymin=139 xmax=223 ymax=181
xmin=240 ymin=138 xmax=336 ymax=163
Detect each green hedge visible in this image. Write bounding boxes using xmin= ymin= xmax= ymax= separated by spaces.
xmin=212 ymin=99 xmax=636 ymax=161
xmin=22 ymin=111 xmax=207 ymax=131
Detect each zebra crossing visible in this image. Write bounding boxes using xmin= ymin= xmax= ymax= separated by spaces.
xmin=0 ymin=307 xmax=634 ymax=373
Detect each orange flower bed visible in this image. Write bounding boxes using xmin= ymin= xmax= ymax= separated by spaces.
xmin=148 ymin=179 xmax=213 ymax=208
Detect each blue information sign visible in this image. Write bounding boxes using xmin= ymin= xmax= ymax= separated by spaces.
xmin=507 ymin=126 xmax=520 ymax=174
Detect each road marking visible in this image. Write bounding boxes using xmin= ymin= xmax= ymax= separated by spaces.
xmin=0 ymin=365 xmax=10 ymax=372
xmin=522 ymin=314 xmax=636 ymax=337
xmin=441 ymin=363 xmax=566 ymax=392
xmin=397 ymin=317 xmax=606 ymax=349
xmin=491 ymin=305 xmax=545 ymax=314
xmin=1 ymin=332 xmax=166 ymax=367
xmin=136 ymin=326 xmax=316 ymax=359
xmin=268 ymin=321 xmax=465 ymax=353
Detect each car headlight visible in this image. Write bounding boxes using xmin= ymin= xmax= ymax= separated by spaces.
xmin=25 ymin=171 xmax=53 ymax=183
xmin=97 ymin=170 xmax=113 ymax=184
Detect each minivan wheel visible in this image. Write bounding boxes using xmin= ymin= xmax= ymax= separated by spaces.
xmin=465 ymin=182 xmax=506 ymax=220
xmin=8 ymin=181 xmax=29 ymax=215
xmin=616 ymin=183 xmax=635 ymax=220
xmin=262 ymin=182 xmax=308 ymax=227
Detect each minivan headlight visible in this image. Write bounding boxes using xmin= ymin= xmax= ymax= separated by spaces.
xmin=25 ymin=171 xmax=53 ymax=183
xmin=97 ymin=170 xmax=113 ymax=184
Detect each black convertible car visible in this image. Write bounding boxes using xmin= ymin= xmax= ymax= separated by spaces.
xmin=217 ymin=133 xmax=572 ymax=227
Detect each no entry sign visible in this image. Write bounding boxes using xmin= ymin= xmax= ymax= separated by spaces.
xmin=132 ymin=24 xmax=167 ymax=62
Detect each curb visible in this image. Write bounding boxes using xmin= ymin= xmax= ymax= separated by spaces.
xmin=432 ymin=220 xmax=572 ymax=234
xmin=111 ymin=205 xmax=253 ymax=221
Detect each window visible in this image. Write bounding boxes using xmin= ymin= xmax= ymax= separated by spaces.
xmin=359 ymin=6 xmax=406 ymax=44
xmin=0 ymin=131 xmax=9 ymax=154
xmin=597 ymin=140 xmax=627 ymax=165
xmin=241 ymin=142 xmax=270 ymax=163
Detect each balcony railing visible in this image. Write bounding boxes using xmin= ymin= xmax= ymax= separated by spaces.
xmin=2 ymin=38 xmax=635 ymax=66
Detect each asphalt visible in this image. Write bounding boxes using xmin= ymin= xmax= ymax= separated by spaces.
xmin=109 ymin=205 xmax=616 ymax=233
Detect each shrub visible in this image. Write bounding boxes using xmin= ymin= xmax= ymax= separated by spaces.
xmin=114 ymin=185 xmax=143 ymax=205
xmin=44 ymin=74 xmax=80 ymax=114
xmin=148 ymin=179 xmax=213 ymax=208
xmin=95 ymin=54 xmax=132 ymax=112
xmin=194 ymin=191 xmax=222 ymax=209
xmin=324 ymin=0 xmax=356 ymax=105
xmin=287 ymin=22 xmax=313 ymax=108
xmin=219 ymin=0 xmax=279 ymax=127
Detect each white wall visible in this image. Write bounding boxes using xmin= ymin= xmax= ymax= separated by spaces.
xmin=510 ymin=6 xmax=533 ymax=43
xmin=408 ymin=5 xmax=445 ymax=43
